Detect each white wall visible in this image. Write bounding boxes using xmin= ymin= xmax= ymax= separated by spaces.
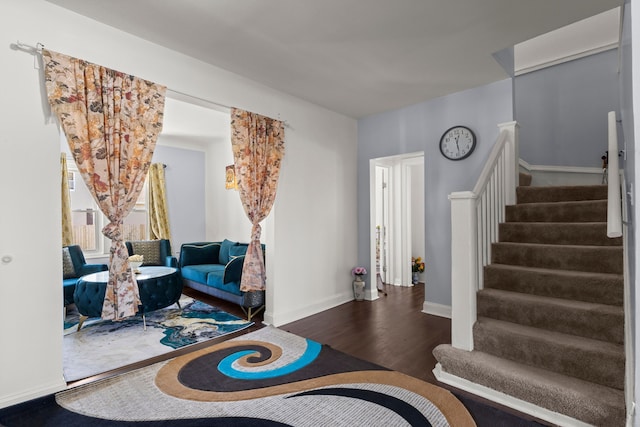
xmin=0 ymin=0 xmax=357 ymax=408
xmin=410 ymin=161 xmax=425 ymax=282
xmin=358 ymin=79 xmax=513 ymax=309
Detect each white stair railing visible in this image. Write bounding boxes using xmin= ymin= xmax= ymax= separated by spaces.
xmin=449 ymin=121 xmax=519 ymax=351
xmin=607 ymin=111 xmax=622 ymax=238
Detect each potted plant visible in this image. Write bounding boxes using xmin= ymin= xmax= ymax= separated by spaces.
xmin=351 ymin=266 xmax=367 ymax=301
xmin=411 ymin=257 xmax=425 ymax=285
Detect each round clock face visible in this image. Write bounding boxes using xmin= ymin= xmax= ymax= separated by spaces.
xmin=439 ymin=126 xmax=476 ymax=160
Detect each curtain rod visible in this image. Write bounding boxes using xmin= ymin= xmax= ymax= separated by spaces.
xmin=12 ymin=40 xmax=290 ymax=127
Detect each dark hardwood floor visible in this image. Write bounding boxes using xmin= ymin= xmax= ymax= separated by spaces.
xmin=281 ymin=282 xmax=450 ymax=385
xmin=68 ymin=283 xmax=548 ymax=425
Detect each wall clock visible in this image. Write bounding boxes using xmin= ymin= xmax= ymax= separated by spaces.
xmin=439 ymin=125 xmax=476 ymax=161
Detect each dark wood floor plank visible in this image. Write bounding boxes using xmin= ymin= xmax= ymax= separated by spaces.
xmin=282 ymin=283 xmax=450 ymax=384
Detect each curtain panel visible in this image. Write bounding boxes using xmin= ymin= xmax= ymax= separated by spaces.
xmin=230 ymin=108 xmax=285 ymax=292
xmin=148 ymin=163 xmax=171 ymax=240
xmin=60 ymin=153 xmax=74 ymax=247
xmin=43 ymin=49 xmax=166 ymax=320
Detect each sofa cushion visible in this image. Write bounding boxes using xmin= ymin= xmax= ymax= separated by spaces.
xmin=229 ymin=245 xmax=247 ymax=259
xmin=206 ymin=270 xmax=243 ymax=296
xmin=219 ymin=239 xmax=237 ymax=265
xmin=130 ymin=240 xmax=162 ymax=265
xmin=181 ymin=264 xmax=225 ymax=284
xmin=181 ymin=243 xmax=220 ymax=266
xmin=62 ymin=247 xmax=76 ymax=279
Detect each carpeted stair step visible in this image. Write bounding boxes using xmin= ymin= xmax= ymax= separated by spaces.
xmin=484 ymin=264 xmax=623 ymax=306
xmin=433 ymin=344 xmax=625 ymax=426
xmin=473 ymin=317 xmax=625 ymax=390
xmin=499 ymin=222 xmax=622 ymax=246
xmin=519 ymin=172 xmax=532 ymax=186
xmin=505 ymin=199 xmax=607 ymax=222
xmin=491 ymin=242 xmax=623 ymax=274
xmin=477 ymin=288 xmax=624 ymax=344
xmin=516 ymin=185 xmax=607 ymax=204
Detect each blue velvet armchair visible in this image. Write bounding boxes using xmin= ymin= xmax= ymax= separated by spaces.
xmin=62 ymin=245 xmax=108 ymax=306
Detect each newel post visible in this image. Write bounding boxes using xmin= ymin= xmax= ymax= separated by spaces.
xmin=498 ymin=121 xmax=519 ymax=206
xmin=449 ymin=191 xmax=478 ymax=351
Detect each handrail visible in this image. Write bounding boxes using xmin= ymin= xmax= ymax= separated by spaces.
xmin=607 ymin=111 xmax=622 ymax=238
xmin=449 ymin=121 xmax=519 ymax=350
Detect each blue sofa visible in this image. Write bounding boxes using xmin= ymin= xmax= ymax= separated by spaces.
xmin=179 ymin=240 xmax=265 ymax=320
xmin=62 ymin=245 xmax=108 ymax=306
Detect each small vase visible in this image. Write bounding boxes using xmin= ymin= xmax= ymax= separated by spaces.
xmin=353 ymin=276 xmax=365 ymax=301
xmin=412 ymin=272 xmax=419 ymax=285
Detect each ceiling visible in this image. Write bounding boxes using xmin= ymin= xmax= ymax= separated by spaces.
xmin=48 ymin=0 xmax=622 ymax=118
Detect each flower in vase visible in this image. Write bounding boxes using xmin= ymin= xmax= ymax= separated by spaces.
xmin=351 ymin=266 xmax=367 ymax=277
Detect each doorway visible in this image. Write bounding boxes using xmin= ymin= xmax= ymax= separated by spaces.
xmin=370 ymin=153 xmax=425 ymax=296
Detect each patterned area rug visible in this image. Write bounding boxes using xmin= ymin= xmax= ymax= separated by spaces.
xmin=63 ymin=295 xmax=253 ymax=382
xmin=2 ymin=327 xmax=476 ymax=426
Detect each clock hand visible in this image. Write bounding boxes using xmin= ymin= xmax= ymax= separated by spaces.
xmin=455 ymin=135 xmax=460 ymax=153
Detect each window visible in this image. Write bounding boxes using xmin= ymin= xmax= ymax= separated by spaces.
xmin=64 ymin=153 xmax=148 ymax=256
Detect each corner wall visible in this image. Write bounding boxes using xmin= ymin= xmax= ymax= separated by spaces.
xmin=0 ymin=0 xmax=357 ymax=407
xmin=357 ymin=79 xmax=513 ymax=309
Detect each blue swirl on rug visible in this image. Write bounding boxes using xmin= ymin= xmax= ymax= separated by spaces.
xmin=218 ymin=339 xmax=322 ymax=379
xmin=177 ymin=344 xmax=387 ymax=392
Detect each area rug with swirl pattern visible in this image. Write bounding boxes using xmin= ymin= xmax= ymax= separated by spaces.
xmin=63 ymin=295 xmax=253 ymax=382
xmin=0 ymin=326 xmax=476 ymax=426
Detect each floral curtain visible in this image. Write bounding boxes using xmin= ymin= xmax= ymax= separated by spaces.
xmin=43 ymin=50 xmax=166 ymax=320
xmin=148 ymin=163 xmax=171 ymax=240
xmin=60 ymin=153 xmax=73 ymax=247
xmin=230 ymin=108 xmax=285 ymax=292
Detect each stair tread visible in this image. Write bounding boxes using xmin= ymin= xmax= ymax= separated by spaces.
xmin=493 ymin=241 xmax=623 ymax=250
xmin=478 ymin=288 xmax=623 ymax=314
xmin=434 ymin=344 xmax=625 ymax=426
xmin=475 ymin=317 xmax=625 ymax=390
xmin=486 ymin=263 xmax=623 ymax=280
xmin=516 ymin=185 xmax=608 ymax=204
xmin=476 ymin=317 xmax=624 ymax=353
xmin=499 ymin=221 xmax=622 ymax=246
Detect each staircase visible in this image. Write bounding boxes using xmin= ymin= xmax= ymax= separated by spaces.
xmin=434 ymin=183 xmax=625 ymax=426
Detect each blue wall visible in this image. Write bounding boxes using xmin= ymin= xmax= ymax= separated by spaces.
xmin=358 ymin=79 xmax=513 ymax=307
xmin=515 ymin=49 xmax=620 ymax=167
xmin=152 ymin=145 xmax=206 ymax=256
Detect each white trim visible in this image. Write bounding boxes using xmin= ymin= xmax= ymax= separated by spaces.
xmin=433 ymin=364 xmax=593 ymax=427
xmin=515 ymin=43 xmax=618 ymax=76
xmin=0 ymin=378 xmax=66 ymax=410
xmin=622 ymin=172 xmax=635 ymax=426
xmin=518 ymin=159 xmax=602 ymax=175
xmin=422 ymin=301 xmax=451 ymax=319
xmin=264 ymin=291 xmax=354 ymax=327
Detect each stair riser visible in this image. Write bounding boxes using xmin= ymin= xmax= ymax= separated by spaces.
xmin=516 ymin=185 xmax=607 ymax=203
xmin=491 ymin=243 xmax=623 ymax=274
xmin=506 ymin=200 xmax=607 ymax=222
xmin=477 ymin=291 xmax=624 ymax=344
xmin=484 ymin=265 xmax=623 ymax=306
xmin=433 ymin=344 xmax=625 ymax=426
xmin=474 ymin=321 xmax=624 ymax=390
xmin=499 ymin=223 xmax=622 ymax=246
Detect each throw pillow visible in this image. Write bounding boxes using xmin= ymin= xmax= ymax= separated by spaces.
xmin=130 ymin=240 xmax=162 ymax=265
xmin=62 ymin=247 xmax=76 ymax=279
xmin=219 ymin=239 xmax=237 ymax=265
xmin=228 ymin=245 xmax=247 ymax=260
xmin=181 ymin=243 xmax=220 ymax=266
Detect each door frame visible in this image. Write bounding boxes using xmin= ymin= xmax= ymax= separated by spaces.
xmin=369 ymin=152 xmax=424 ymax=298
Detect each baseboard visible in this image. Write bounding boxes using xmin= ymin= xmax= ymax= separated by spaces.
xmin=0 ymin=378 xmax=66 ymax=409
xmin=422 ymin=301 xmax=451 ymax=318
xmin=433 ymin=363 xmax=592 ymax=427
xmin=519 ymin=160 xmax=603 ymax=186
xmin=265 ymin=291 xmax=354 ymax=327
